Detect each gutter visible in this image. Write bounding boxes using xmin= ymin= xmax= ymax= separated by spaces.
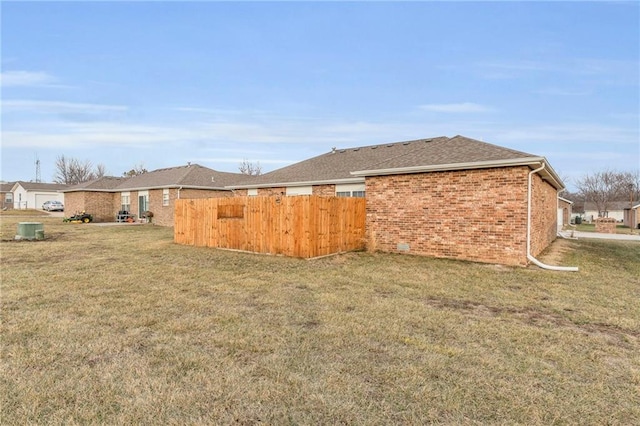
xmin=527 ymin=163 xmax=578 ymax=272
xmin=227 ymin=177 xmax=364 ymax=190
xmin=62 ymin=184 xmax=232 ymax=193
xmin=351 ymin=157 xmax=565 ymax=190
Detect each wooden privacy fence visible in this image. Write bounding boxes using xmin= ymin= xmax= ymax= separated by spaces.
xmin=174 ymin=195 xmax=367 ymax=258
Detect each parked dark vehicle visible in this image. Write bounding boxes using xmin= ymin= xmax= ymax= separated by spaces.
xmin=42 ymin=200 xmax=64 ymax=211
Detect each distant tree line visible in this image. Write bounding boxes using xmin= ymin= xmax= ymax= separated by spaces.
xmin=53 ymin=155 xmax=263 ymax=185
xmin=564 ymin=169 xmax=639 ymax=216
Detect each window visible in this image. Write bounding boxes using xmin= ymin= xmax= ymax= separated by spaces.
xmin=163 ymin=189 xmax=170 ymax=206
xmin=121 ymin=193 xmax=131 ymax=212
xmin=138 ymin=191 xmax=149 ymax=217
xmin=247 ymin=188 xmax=258 ymax=196
xmin=4 ymin=192 xmax=13 ymax=203
xmin=335 ymin=183 xmax=365 ymax=198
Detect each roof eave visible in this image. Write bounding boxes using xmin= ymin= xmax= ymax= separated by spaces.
xmin=350 ymin=157 xmax=565 ymax=190
xmin=227 ymin=177 xmax=365 ymax=190
xmin=64 ymin=184 xmax=233 ymax=193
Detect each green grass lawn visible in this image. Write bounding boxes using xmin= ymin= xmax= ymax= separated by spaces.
xmin=573 ymin=222 xmax=640 ymax=235
xmin=1 ymin=217 xmax=639 ymax=424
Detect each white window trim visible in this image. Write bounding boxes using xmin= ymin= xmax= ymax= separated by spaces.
xmin=162 ymin=188 xmax=170 ymax=206
xmin=286 ymin=186 xmax=312 ymax=196
xmin=335 ymin=183 xmax=365 ymax=197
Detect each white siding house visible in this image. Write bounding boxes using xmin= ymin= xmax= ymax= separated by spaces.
xmin=11 ymin=181 xmax=67 ymax=210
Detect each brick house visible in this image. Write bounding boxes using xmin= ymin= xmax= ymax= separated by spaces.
xmin=623 ymin=203 xmax=640 ymax=229
xmin=230 ymin=135 xmax=567 ymax=267
xmin=1 ymin=182 xmax=16 ymax=210
xmin=62 ymin=164 xmax=249 ymax=226
xmin=558 ymin=197 xmax=573 ymax=230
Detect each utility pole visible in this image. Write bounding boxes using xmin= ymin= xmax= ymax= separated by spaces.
xmin=630 ymin=183 xmax=634 ymax=234
xmin=35 ymin=154 xmax=41 ymax=183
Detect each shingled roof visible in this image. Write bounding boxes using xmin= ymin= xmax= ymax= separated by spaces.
xmin=0 ymin=182 xmax=16 ymax=192
xmin=12 ymin=181 xmax=69 ymax=191
xmin=231 ymin=135 xmax=559 ymax=188
xmin=64 ymin=176 xmax=127 ymax=192
xmin=62 ymin=164 xmax=251 ymax=193
xmin=114 ymin=164 xmax=248 ymax=191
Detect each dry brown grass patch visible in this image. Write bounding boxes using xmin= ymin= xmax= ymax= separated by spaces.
xmin=1 ymin=217 xmax=639 ymax=424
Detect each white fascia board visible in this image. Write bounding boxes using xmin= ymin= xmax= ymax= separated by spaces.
xmin=124 ymin=185 xmax=232 ymax=191
xmin=63 ymin=185 xmax=232 ymax=193
xmin=227 ymin=177 xmax=365 ymax=190
xmin=558 ymin=197 xmax=574 ymax=204
xmin=350 ymin=157 xmax=565 ymax=190
xmin=62 ymin=188 xmax=114 ymax=193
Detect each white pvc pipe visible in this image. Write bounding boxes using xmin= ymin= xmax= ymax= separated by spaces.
xmin=527 ymin=163 xmax=579 ymax=272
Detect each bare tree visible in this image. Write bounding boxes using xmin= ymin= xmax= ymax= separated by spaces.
xmin=123 ymin=163 xmax=148 ymax=177
xmin=575 ymin=169 xmax=636 ymax=217
xmin=239 ymin=159 xmax=262 ymax=176
xmin=53 ymin=155 xmax=105 ymax=185
xmin=95 ymin=163 xmax=107 ymax=179
xmin=619 ymin=170 xmax=640 ymax=203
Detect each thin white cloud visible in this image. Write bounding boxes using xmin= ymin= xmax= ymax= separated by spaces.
xmin=494 ymin=123 xmax=638 ymax=146
xmin=3 ymin=100 xmax=128 ymax=114
xmin=0 ymin=71 xmax=55 ymax=87
xmin=476 ymin=58 xmax=639 ymax=83
xmin=533 ymin=88 xmax=591 ymax=96
xmin=419 ymin=103 xmax=494 ymax=113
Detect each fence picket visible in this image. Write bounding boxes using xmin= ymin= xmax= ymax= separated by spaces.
xmin=174 ymin=195 xmax=366 ymax=258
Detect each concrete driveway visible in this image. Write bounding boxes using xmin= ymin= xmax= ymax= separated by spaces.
xmin=568 ymin=230 xmax=640 ymax=242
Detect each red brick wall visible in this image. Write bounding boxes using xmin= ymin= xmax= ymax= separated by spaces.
xmin=558 ymin=198 xmax=572 ymax=229
xmin=234 ymin=185 xmax=336 ymax=197
xmin=595 ymin=217 xmax=617 ymax=234
xmin=365 ymin=167 xmax=532 ymax=266
xmin=312 ymin=184 xmax=336 ymax=196
xmin=257 ymin=187 xmax=286 ymax=196
xmin=529 ymin=174 xmax=558 ymax=257
xmin=63 ymin=192 xmax=115 ymax=222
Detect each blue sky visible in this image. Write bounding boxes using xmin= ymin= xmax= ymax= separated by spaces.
xmin=1 ymin=1 xmax=638 ymax=191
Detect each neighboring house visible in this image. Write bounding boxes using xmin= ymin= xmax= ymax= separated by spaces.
xmin=62 ymin=164 xmax=250 ymax=226
xmin=623 ymin=203 xmax=640 ymax=229
xmin=558 ymin=197 xmax=573 ymax=231
xmin=584 ymin=201 xmax=635 ymax=222
xmin=230 ymin=135 xmax=566 ymax=267
xmin=0 ymin=181 xmax=16 ymax=210
xmin=11 ymin=181 xmax=68 ymax=210
xmin=61 ymin=176 xmax=127 ymax=220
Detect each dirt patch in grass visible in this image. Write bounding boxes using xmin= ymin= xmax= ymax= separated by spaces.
xmin=537 ymin=237 xmax=577 ymax=266
xmin=1 ymin=217 xmax=639 ymax=424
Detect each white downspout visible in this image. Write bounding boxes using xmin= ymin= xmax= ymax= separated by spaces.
xmin=527 ymin=163 xmax=579 ymax=272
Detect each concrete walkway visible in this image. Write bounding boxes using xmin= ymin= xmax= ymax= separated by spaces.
xmin=561 ymin=230 xmax=640 ymax=242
